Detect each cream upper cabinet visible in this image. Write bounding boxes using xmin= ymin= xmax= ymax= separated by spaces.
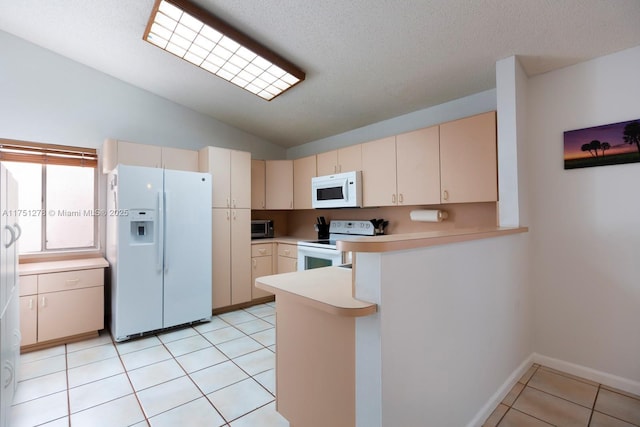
xmin=251 ymin=160 xmax=266 ymax=210
xmin=293 ymin=155 xmax=317 ymax=210
xmin=362 ymin=136 xmax=397 ymax=207
xmin=395 ymin=126 xmax=441 ymax=205
xmin=103 ymin=139 xmax=161 ymax=172
xmin=161 ymin=147 xmax=199 ymax=172
xmin=439 ymin=111 xmax=497 ymax=203
xmin=102 ymin=139 xmax=198 ymax=173
xmin=337 ymin=145 xmax=362 ymax=173
xmin=316 ymin=150 xmax=338 ymax=176
xmin=266 ymin=160 xmax=293 ymax=210
xmin=199 ymin=146 xmax=251 ymax=209
xmin=230 ymin=150 xmax=251 ymax=208
xmin=316 ymin=145 xmax=362 ymax=176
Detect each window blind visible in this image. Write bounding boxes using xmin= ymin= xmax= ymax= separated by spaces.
xmin=0 ymin=139 xmax=97 ymax=168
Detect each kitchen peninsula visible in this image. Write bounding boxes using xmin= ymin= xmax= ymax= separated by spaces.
xmin=256 ymin=226 xmax=527 ymax=427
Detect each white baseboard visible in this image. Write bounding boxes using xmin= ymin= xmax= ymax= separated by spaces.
xmin=467 ymin=352 xmax=640 ymax=427
xmin=533 ymin=353 xmax=640 ymax=396
xmin=465 ymin=354 xmax=535 ymax=427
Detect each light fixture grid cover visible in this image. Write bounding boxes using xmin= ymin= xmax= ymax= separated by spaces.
xmin=143 ymin=0 xmax=305 ymax=101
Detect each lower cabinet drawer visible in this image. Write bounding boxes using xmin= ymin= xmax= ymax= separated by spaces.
xmin=20 ymin=275 xmax=38 ymax=296
xmin=38 ymin=268 xmax=103 ymax=294
xmin=37 ymin=286 xmax=104 ymax=342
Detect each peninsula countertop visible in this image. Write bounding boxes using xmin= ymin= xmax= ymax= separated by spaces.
xmin=255 ymin=266 xmax=377 ymax=318
xmin=336 ymin=226 xmax=528 ymax=253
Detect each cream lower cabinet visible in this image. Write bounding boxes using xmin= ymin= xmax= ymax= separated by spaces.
xmin=18 ymin=263 xmax=106 ymax=350
xmin=38 ymin=287 xmax=103 ymax=342
xmin=212 ymin=208 xmax=251 ymax=309
xmin=18 ymin=275 xmax=37 ymax=346
xmin=251 ymin=244 xmax=274 ymax=299
xmin=277 ymin=244 xmax=298 ymax=273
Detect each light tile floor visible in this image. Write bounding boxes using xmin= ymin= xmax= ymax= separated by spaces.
xmin=11 ymin=302 xmax=288 ymax=427
xmin=484 ymin=364 xmax=640 ymax=427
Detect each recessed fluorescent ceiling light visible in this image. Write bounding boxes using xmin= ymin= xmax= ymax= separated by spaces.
xmin=143 ymin=0 xmax=305 ymax=101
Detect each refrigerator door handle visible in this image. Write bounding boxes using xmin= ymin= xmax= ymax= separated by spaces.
xmin=164 ymin=190 xmax=169 ymax=274
xmin=157 ymin=191 xmax=164 ymax=273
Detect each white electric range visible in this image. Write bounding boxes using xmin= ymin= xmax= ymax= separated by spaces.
xmin=296 ymin=220 xmax=377 ymax=271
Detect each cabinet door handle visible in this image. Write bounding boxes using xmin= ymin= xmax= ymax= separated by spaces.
xmin=399 ymin=193 xmax=404 ymax=204
xmin=261 ymin=201 xmax=265 ymax=209
xmin=334 ymin=165 xmax=337 ymax=173
xmin=252 ymin=259 xmax=257 ymax=268
xmin=289 ymin=200 xmax=293 ymax=209
xmin=232 ymin=198 xmax=236 ymax=208
xmin=232 ymin=211 xmax=237 ymax=220
xmin=41 ymin=297 xmax=46 ymax=308
xmin=66 ymin=279 xmax=80 ymax=287
xmin=258 ymin=248 xmax=266 ymax=254
xmin=392 ymin=194 xmax=396 ymax=204
xmin=443 ymin=190 xmax=449 ymax=201
xmin=29 ymin=298 xmax=34 ymax=310
xmin=284 ymin=249 xmax=290 ymax=255
xmin=226 ymin=197 xmax=230 ymax=208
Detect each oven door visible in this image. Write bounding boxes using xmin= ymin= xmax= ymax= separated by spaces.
xmin=297 ymin=245 xmax=344 ymax=272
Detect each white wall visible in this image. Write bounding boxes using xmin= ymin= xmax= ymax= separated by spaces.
xmin=286 ymin=89 xmax=496 ymax=159
xmin=528 ymin=45 xmax=640 ymax=384
xmin=0 ymin=30 xmax=285 ymax=160
xmin=496 ymin=56 xmax=529 ymax=227
xmin=377 ymin=234 xmax=531 ymax=426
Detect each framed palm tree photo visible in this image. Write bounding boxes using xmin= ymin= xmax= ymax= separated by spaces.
xmin=564 ymin=118 xmax=640 ymax=169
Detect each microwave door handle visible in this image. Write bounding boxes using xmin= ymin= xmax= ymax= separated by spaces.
xmin=343 ymin=179 xmax=349 ymax=199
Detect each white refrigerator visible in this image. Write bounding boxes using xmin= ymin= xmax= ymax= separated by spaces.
xmin=107 ymin=165 xmax=212 ymax=341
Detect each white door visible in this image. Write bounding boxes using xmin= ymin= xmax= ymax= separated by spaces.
xmin=111 ymin=165 xmax=164 ymax=340
xmin=162 ymin=169 xmax=212 ymax=328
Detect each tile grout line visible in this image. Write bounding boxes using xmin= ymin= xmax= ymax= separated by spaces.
xmin=115 ymin=306 xmax=276 ymax=426
xmin=112 ymin=332 xmax=152 ymax=426
xmin=155 ymin=330 xmax=231 ymax=426
xmin=505 ymin=407 xmax=555 ymax=426
xmin=13 ymin=305 xmax=278 ymax=427
xmin=587 ymin=385 xmax=601 ymax=427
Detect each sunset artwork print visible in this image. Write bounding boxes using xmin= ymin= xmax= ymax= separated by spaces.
xmin=564 ymin=119 xmax=640 ymax=169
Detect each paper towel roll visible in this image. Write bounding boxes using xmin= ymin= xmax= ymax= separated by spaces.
xmin=409 ymin=209 xmax=448 ymax=222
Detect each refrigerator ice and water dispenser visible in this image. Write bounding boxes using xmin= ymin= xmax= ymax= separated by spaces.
xmin=129 ymin=209 xmax=154 ymax=244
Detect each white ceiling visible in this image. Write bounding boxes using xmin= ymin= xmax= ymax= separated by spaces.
xmin=1 ymin=1 xmax=640 ymax=148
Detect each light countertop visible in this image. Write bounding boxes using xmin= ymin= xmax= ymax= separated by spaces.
xmin=255 ymin=266 xmax=377 ymax=318
xmin=336 ymin=226 xmax=528 ymax=253
xmin=251 ymin=237 xmax=301 ymax=245
xmin=19 ymin=257 xmax=109 ymax=275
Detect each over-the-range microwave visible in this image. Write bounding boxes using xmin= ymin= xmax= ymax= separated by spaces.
xmin=311 ymin=170 xmax=362 ymax=209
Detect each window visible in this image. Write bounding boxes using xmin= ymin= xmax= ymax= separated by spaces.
xmin=0 ymin=139 xmax=98 ymax=254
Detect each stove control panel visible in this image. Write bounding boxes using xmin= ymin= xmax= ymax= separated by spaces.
xmin=329 ymin=220 xmax=376 ymax=236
